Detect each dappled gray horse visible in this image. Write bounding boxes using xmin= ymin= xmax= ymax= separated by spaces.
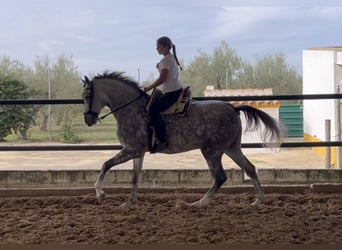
xmin=82 ymin=72 xmax=282 ymax=208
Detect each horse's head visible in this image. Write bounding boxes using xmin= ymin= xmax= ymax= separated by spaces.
xmin=82 ymin=75 xmax=106 ymax=126
xmin=82 ymin=71 xmax=147 ymax=126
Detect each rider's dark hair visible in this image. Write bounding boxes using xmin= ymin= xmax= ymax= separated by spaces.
xmin=157 ymin=36 xmax=183 ymax=70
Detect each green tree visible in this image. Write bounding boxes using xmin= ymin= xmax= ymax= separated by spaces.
xmin=0 ymin=57 xmax=37 ymax=140
xmin=31 ymin=55 xmax=82 ymax=131
xmin=252 ymin=52 xmax=302 ymax=95
xmin=181 ymin=53 xmax=212 ymax=96
xmin=30 ymin=55 xmax=51 ymax=131
xmin=0 ymin=56 xmax=33 ymax=83
xmin=180 ymin=41 xmax=247 ymax=96
xmin=0 ymin=77 xmax=37 ymax=140
xmin=50 ymin=55 xmax=83 ymax=126
xmin=180 ymin=42 xmax=302 ymax=97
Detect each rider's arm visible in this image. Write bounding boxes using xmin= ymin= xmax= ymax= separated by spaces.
xmin=144 ymin=68 xmax=168 ymax=92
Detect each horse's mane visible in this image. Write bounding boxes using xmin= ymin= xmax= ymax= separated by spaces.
xmin=93 ymin=71 xmax=142 ymax=92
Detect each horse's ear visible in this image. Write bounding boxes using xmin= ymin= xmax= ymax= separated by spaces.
xmin=82 ymin=75 xmax=90 ymax=87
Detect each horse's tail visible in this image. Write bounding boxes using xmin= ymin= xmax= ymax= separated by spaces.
xmin=235 ymin=105 xmax=283 ymax=146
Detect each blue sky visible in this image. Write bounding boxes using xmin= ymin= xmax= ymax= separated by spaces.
xmin=1 ymin=0 xmax=342 ymax=82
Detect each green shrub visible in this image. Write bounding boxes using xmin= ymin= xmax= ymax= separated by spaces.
xmin=59 ymin=125 xmax=80 ymax=144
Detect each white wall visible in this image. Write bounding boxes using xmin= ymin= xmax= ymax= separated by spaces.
xmin=337 ymin=52 xmax=342 ymax=65
xmin=303 ymin=48 xmax=342 ymax=141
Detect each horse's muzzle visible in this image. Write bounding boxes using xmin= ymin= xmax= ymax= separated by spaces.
xmin=84 ymin=112 xmax=99 ymax=126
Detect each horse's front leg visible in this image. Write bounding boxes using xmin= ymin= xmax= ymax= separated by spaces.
xmin=95 ymin=148 xmax=142 ymax=203
xmin=120 ymin=155 xmax=145 ymax=208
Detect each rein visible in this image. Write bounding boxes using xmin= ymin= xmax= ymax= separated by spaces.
xmin=98 ymin=92 xmax=145 ymax=121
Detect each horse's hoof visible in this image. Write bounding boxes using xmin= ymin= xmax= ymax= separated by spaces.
xmin=119 ymin=202 xmax=134 ymax=210
xmin=175 ymin=200 xmax=189 ymax=209
xmin=191 ymin=197 xmax=211 ymax=208
xmin=251 ymin=198 xmax=261 ymax=207
xmin=97 ymin=193 xmax=105 ymax=204
xmin=120 ymin=202 xmax=128 ymax=209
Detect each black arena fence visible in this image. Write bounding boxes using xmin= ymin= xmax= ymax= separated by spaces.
xmin=1 ymin=93 xmax=342 ymax=151
xmin=1 ymin=93 xmax=342 ymax=105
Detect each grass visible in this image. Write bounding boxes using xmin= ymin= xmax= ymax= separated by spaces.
xmin=4 ymin=114 xmax=119 ymax=144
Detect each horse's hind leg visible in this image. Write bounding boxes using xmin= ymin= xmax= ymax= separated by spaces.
xmin=225 ymin=148 xmax=265 ymax=206
xmin=180 ymin=149 xmax=227 ymax=208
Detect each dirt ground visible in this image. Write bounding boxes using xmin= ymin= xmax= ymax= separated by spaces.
xmin=0 ymin=143 xmax=339 ymax=244
xmin=0 ymin=191 xmax=341 ymax=244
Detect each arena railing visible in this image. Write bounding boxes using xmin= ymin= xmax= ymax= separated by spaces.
xmin=1 ymin=93 xmax=342 ymax=151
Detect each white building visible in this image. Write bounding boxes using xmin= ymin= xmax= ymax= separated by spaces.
xmin=303 ymin=46 xmax=342 ymax=167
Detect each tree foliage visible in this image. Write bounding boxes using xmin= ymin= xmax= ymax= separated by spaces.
xmin=181 ymin=41 xmax=248 ymax=96
xmin=0 ymin=57 xmax=38 ymax=140
xmin=0 ymin=56 xmax=33 ymax=83
xmin=0 ymin=55 xmax=83 ymax=140
xmin=252 ymin=53 xmax=302 ymax=95
xmin=0 ymin=77 xmax=37 ymax=140
xmin=180 ymin=41 xmax=302 ymax=96
xmin=30 ymin=55 xmax=83 ymax=131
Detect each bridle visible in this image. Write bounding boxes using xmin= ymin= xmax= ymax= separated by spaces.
xmin=83 ymin=79 xmax=145 ymax=121
xmin=83 ymin=80 xmax=98 ymax=116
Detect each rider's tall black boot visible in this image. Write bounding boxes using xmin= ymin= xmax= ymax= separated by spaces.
xmin=150 ymin=113 xmax=168 ymax=153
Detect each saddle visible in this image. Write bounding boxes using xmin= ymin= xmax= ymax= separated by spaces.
xmin=144 ymin=86 xmax=192 ymax=115
xmin=144 ymin=87 xmax=192 ymax=152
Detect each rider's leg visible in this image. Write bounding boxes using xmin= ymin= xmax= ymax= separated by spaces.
xmin=151 ymin=112 xmax=168 ymax=146
xmin=149 ymin=89 xmax=182 ymax=152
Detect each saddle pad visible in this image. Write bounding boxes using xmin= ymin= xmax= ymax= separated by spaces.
xmin=144 ymin=87 xmax=191 ymax=115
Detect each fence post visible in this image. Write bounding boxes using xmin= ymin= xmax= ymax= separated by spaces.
xmin=336 ymin=85 xmax=341 ymax=168
xmin=325 ymin=119 xmax=331 ymax=169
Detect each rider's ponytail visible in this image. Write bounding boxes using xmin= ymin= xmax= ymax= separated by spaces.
xmin=172 ymin=43 xmax=183 ymax=71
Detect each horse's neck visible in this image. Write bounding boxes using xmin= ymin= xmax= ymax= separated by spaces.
xmin=104 ymin=81 xmax=146 ymax=119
